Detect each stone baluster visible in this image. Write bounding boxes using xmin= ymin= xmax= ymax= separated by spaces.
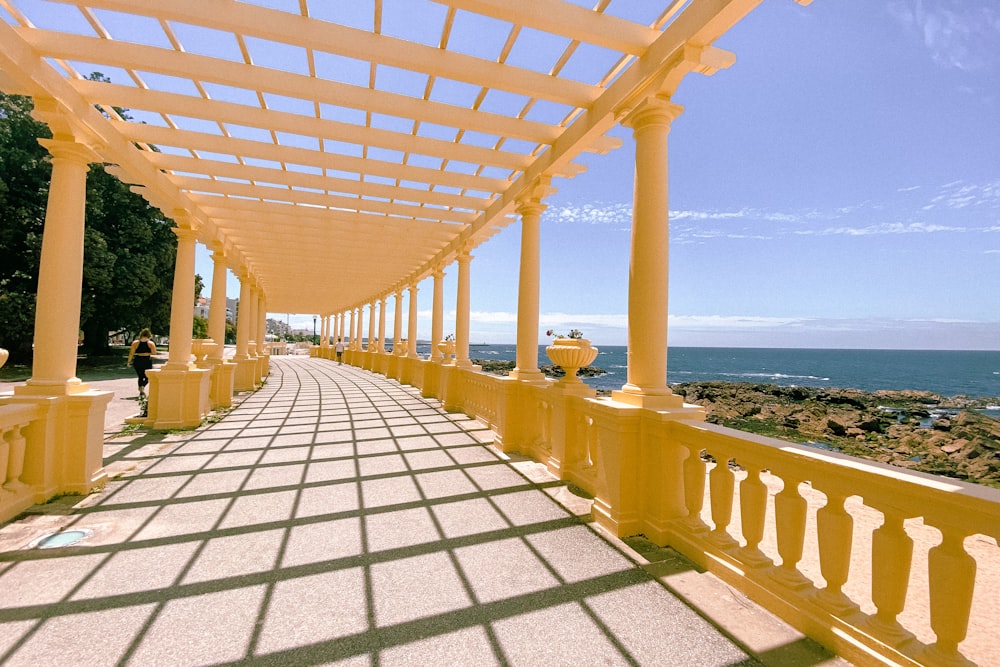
xmin=2 ymin=424 xmax=28 ymax=492
xmin=707 ymin=449 xmax=738 ymax=548
xmin=771 ymin=475 xmax=810 ymax=589
xmin=815 ymin=489 xmax=858 ymax=614
xmin=868 ymin=508 xmax=914 ymax=645
xmin=737 ymin=463 xmax=772 ymax=567
xmin=925 ymin=526 xmax=976 ymax=663
xmin=682 ymin=444 xmax=709 ymax=533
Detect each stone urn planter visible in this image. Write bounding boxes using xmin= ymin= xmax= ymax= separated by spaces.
xmin=191 ymin=338 xmax=218 ymax=362
xmin=545 ymin=338 xmax=598 ymax=385
xmin=0 ymin=347 xmax=8 ymax=370
xmin=395 ymin=341 xmax=408 ymax=356
xmin=437 ymin=339 xmax=456 ymax=361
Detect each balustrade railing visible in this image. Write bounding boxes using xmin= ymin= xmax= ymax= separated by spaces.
xmin=341 ymin=354 xmax=999 ymax=666
xmin=0 ymin=403 xmax=41 ymax=524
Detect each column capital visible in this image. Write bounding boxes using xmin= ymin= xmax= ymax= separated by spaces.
xmin=171 ymin=226 xmax=199 ymax=242
xmin=516 ymin=176 xmax=554 ymax=216
xmin=618 ymin=95 xmax=684 ymax=131
xmin=37 ymin=138 xmax=100 ymax=166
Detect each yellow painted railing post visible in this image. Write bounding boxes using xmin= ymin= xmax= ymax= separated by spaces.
xmin=772 ymin=475 xmax=810 ymax=589
xmin=707 ymin=448 xmax=738 ymax=549
xmin=737 ymin=463 xmax=772 ymax=567
xmin=868 ymin=509 xmax=915 ymax=645
xmin=815 ymin=490 xmax=858 ymax=614
xmin=925 ymin=526 xmax=976 ymax=663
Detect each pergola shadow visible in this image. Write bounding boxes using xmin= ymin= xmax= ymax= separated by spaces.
xmin=0 ymin=357 xmax=775 ymax=666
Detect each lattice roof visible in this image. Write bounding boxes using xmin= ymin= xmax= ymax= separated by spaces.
xmin=0 ymin=0 xmax=784 ymax=314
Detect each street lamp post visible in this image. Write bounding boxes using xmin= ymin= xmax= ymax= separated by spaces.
xmin=313 ymin=315 xmax=317 ymax=345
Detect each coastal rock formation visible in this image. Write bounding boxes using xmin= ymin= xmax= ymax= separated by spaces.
xmin=673 ymin=382 xmax=1000 ymax=487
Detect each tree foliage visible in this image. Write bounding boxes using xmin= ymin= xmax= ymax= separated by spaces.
xmin=0 ymin=90 xmax=177 ymax=362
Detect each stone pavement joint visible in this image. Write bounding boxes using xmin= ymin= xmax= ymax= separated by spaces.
xmin=0 ymin=357 xmax=845 ymax=666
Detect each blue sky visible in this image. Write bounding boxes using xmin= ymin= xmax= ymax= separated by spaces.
xmin=195 ymin=0 xmax=1000 ymax=350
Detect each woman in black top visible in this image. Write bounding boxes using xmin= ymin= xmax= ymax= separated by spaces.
xmin=126 ymin=328 xmax=157 ymax=395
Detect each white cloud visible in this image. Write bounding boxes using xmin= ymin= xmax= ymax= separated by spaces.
xmin=888 ymin=0 xmax=1000 ymax=71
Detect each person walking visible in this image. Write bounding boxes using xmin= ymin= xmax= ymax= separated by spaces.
xmin=126 ymin=328 xmax=157 ymax=395
xmin=334 ymin=337 xmax=345 ymax=364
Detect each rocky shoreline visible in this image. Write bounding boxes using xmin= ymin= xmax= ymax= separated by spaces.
xmin=472 ymin=360 xmax=1000 ymax=487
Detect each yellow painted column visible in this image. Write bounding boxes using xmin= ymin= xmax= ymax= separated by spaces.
xmin=431 ymin=268 xmax=445 ymax=361
xmin=355 ymin=307 xmax=363 ymax=349
xmin=393 ymin=290 xmax=403 ymax=349
xmin=203 ymin=244 xmax=234 ymax=407
xmin=208 ymin=246 xmax=228 ymax=360
xmin=162 ymin=226 xmax=198 ymax=371
xmin=232 ymin=270 xmax=259 ymax=391
xmin=407 ymin=284 xmax=419 ymax=358
xmin=234 ymin=273 xmax=251 ymax=359
xmin=368 ymin=300 xmax=377 ymax=352
xmin=378 ymin=295 xmax=387 ymax=354
xmin=246 ymin=282 xmax=258 ymax=357
xmin=257 ymin=292 xmax=266 ymax=346
xmin=613 ymin=96 xmax=685 ymax=410
xmin=348 ymin=308 xmax=356 ymax=350
xmin=21 ymin=140 xmax=97 ymax=394
xmin=337 ymin=312 xmax=344 ymax=342
xmin=511 ymin=197 xmax=547 ymax=382
xmin=455 ymin=248 xmax=473 ymax=368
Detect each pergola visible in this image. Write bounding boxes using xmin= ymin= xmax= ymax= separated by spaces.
xmin=0 ymin=0 xmax=772 ymax=313
xmin=1 ymin=0 xmax=809 ymax=425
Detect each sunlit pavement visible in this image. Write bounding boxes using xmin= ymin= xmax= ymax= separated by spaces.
xmin=0 ymin=356 xmax=837 ymax=666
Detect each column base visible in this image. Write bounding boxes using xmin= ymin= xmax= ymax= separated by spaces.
xmin=508 ymin=368 xmax=547 ymax=383
xmin=612 ymin=386 xmax=684 ymax=410
xmin=14 ymin=377 xmax=90 ymax=396
xmin=233 ymin=356 xmax=260 ymax=392
xmin=198 ymin=359 xmax=236 ymax=408
xmin=146 ymin=367 xmax=211 ymax=429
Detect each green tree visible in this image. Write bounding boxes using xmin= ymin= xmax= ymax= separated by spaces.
xmin=0 ymin=92 xmax=50 ymax=361
xmin=192 ymin=315 xmax=208 ymax=339
xmin=0 ymin=90 xmax=178 ymax=362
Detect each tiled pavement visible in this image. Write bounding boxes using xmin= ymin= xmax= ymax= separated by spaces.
xmin=0 ymin=357 xmax=795 ymax=666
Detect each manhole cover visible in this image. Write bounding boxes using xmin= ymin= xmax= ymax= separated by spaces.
xmin=30 ymin=529 xmax=93 ymax=549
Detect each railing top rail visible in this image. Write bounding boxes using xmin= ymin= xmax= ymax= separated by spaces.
xmin=0 ymin=402 xmax=41 ymax=429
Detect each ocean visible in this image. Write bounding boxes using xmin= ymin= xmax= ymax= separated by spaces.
xmin=447 ymin=345 xmax=1000 ymax=401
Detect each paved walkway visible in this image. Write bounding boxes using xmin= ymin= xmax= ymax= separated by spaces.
xmin=0 ymin=357 xmax=839 ymax=666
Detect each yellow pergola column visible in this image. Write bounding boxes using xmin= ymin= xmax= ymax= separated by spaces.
xmin=246 ymin=281 xmax=259 ymax=358
xmin=145 ymin=225 xmax=211 ymax=428
xmin=377 ymin=295 xmax=387 ymax=354
xmin=198 ymin=244 xmax=235 ymax=408
xmin=430 ymin=268 xmax=445 ymax=362
xmin=455 ymin=247 xmax=474 ymax=369
xmin=13 ymin=136 xmax=111 ymax=498
xmin=321 ymin=315 xmax=329 ymax=348
xmin=393 ymin=291 xmax=403 ymax=349
xmin=349 ymin=308 xmax=358 ymax=350
xmin=337 ymin=312 xmax=344 ymax=343
xmin=612 ymin=96 xmax=685 ymax=410
xmin=20 ymin=140 xmax=97 ymax=395
xmin=367 ymin=300 xmax=377 ymax=352
xmin=406 ymin=284 xmax=419 ymax=359
xmin=344 ymin=310 xmax=352 ymax=349
xmin=510 ymin=190 xmax=548 ymax=383
xmin=233 ymin=270 xmax=258 ymax=391
xmin=256 ymin=290 xmax=269 ymax=378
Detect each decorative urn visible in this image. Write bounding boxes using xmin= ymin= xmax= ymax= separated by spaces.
xmin=545 ymin=338 xmax=598 ymax=385
xmin=0 ymin=347 xmax=8 ymax=370
xmin=437 ymin=339 xmax=456 ymax=361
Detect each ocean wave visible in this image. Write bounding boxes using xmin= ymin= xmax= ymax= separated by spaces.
xmin=717 ymin=372 xmax=831 ymax=382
